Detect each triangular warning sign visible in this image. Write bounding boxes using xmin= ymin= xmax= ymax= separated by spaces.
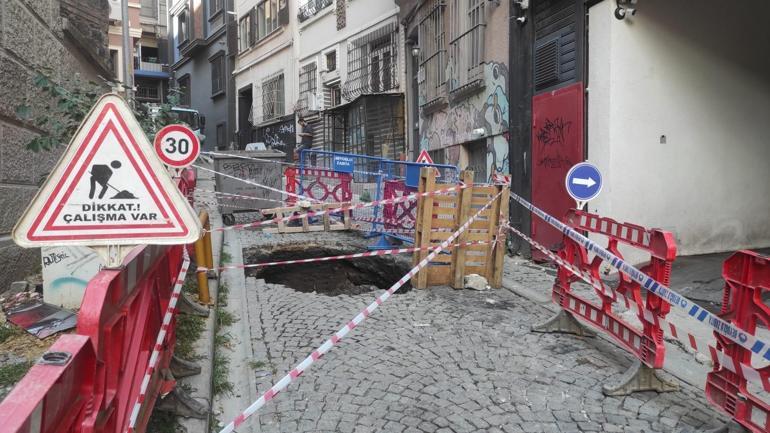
xmin=13 ymin=94 xmax=201 ymax=247
xmin=415 ymin=149 xmax=441 ymax=178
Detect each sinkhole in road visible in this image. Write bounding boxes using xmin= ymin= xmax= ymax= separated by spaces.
xmin=246 ymin=246 xmax=413 ymax=296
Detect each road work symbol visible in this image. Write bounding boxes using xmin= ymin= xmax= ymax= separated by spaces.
xmin=89 ymin=161 xmax=137 ymax=199
xmin=565 ymin=162 xmax=603 ymax=208
xmin=12 ymin=93 xmax=201 ymax=247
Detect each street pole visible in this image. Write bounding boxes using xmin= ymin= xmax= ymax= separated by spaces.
xmin=121 ymin=0 xmax=134 ymax=104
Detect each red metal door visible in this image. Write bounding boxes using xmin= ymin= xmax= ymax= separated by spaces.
xmin=531 ymin=82 xmax=584 ymax=260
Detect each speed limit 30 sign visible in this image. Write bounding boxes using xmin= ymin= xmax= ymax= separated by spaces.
xmin=154 ymin=124 xmax=201 ymax=168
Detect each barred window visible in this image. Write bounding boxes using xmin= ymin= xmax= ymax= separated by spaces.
xmin=418 ymin=0 xmax=447 ymax=106
xmin=447 ymin=0 xmax=485 ymax=92
xmin=261 ymin=73 xmax=285 ymax=121
xmin=298 ymin=62 xmax=317 ymax=111
xmin=343 ymin=22 xmax=399 ymax=101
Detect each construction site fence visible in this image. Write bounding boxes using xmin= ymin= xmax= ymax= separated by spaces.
xmin=0 ymin=172 xmax=205 ymax=433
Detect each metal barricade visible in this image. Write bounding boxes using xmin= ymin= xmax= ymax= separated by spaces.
xmin=533 ymin=209 xmax=678 ymax=396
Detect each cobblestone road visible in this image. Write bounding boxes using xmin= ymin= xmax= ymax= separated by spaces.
xmin=230 ymin=244 xmax=727 ymax=433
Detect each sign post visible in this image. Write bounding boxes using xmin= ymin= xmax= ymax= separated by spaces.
xmin=565 ymin=162 xmax=603 ymax=210
xmin=12 ymin=94 xmax=201 ymax=268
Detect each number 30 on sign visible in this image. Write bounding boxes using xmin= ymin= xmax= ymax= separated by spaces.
xmin=154 ymin=124 xmax=201 ymax=168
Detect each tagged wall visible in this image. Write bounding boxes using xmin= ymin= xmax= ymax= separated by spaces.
xmin=419 ymin=61 xmax=510 ymax=181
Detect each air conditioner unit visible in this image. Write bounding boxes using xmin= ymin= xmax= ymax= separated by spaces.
xmin=306 ymin=92 xmax=321 ymax=111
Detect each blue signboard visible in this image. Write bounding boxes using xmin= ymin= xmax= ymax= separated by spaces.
xmin=565 ymin=162 xmax=603 ymax=203
xmin=332 ymin=155 xmax=355 ymax=173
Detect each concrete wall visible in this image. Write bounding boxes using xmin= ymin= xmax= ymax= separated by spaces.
xmin=0 ymin=0 xmax=110 ymax=290
xmin=417 ymin=1 xmax=509 ymax=180
xmin=587 ymin=0 xmax=770 ymax=256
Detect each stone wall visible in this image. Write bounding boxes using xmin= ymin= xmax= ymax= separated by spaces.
xmin=0 ymin=0 xmax=110 ymax=291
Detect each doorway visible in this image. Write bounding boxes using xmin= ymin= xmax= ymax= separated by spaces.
xmin=237 ymin=85 xmax=253 ymax=149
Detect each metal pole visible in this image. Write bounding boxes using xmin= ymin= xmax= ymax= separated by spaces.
xmin=121 ymin=0 xmax=134 ymax=103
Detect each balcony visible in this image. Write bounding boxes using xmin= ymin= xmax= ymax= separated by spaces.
xmin=134 ymin=58 xmax=170 ymax=79
xmin=138 ymin=60 xmax=163 ymax=72
xmin=298 ymin=0 xmax=333 ymax=23
xmin=136 ymin=85 xmax=161 ymax=102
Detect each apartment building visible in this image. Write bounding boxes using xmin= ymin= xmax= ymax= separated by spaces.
xmin=108 ymin=0 xmax=171 ymax=104
xmin=168 ymin=0 xmax=235 ymax=150
xmin=296 ymin=0 xmax=406 ymax=160
xmin=398 ymin=0 xmax=510 ymax=183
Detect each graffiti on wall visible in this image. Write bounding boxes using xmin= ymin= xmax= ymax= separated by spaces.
xmin=419 ymin=62 xmax=510 ymax=181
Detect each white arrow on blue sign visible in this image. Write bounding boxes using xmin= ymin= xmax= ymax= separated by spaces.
xmin=565 ymin=162 xmax=603 ymax=205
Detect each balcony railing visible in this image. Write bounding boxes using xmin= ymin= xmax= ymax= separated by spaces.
xmin=136 ymin=85 xmax=161 ymax=101
xmin=298 ymin=0 xmax=333 ymax=23
xmin=137 ymin=60 xmax=164 ymax=72
xmin=448 ymin=23 xmax=485 ymax=94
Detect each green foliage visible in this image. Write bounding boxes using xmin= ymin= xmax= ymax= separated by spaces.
xmin=145 ymin=411 xmax=179 ymax=433
xmin=174 ymin=313 xmax=205 ymax=361
xmin=15 ymin=72 xmax=186 ymax=152
xmin=212 ymin=350 xmax=234 ymax=397
xmin=0 ymin=324 xmax=22 ymax=344
xmin=220 ymin=251 xmax=233 ymax=266
xmin=216 ymin=309 xmax=236 ymax=328
xmin=0 ymin=361 xmax=33 ymax=387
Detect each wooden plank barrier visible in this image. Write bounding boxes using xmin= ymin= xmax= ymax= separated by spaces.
xmin=262 ymin=202 xmax=352 ymax=234
xmin=411 ymin=168 xmax=509 ymax=289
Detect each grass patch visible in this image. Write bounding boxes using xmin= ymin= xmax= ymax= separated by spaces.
xmin=0 ymin=361 xmax=33 ymax=387
xmin=248 ymin=360 xmax=266 ymax=370
xmin=220 ymin=250 xmax=232 ymax=266
xmin=212 ymin=350 xmax=234 ymax=396
xmin=0 ymin=324 xmax=22 ymax=344
xmin=175 ymin=313 xmax=205 ymax=360
xmin=216 ymin=309 xmax=236 ymax=328
xmin=146 ymin=411 xmax=178 ymax=433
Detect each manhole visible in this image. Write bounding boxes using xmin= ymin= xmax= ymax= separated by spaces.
xmin=247 ymin=246 xmax=413 ymax=296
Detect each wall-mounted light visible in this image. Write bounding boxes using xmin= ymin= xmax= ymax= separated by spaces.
xmin=615 ymin=0 xmax=637 ymax=20
xmin=471 ymin=127 xmax=485 ymax=138
xmin=411 ymin=46 xmax=420 ymax=58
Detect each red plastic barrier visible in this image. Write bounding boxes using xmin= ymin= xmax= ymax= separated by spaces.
xmin=179 ymin=167 xmax=197 ymax=206
xmin=553 ymin=209 xmax=677 ymax=369
xmin=705 ymin=250 xmax=770 ymax=433
xmin=0 ymin=244 xmax=185 ymax=433
xmin=284 ymin=167 xmax=352 ymax=205
xmin=382 ymin=180 xmax=417 ymax=231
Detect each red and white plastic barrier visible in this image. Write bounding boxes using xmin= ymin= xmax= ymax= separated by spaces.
xmin=126 ymin=248 xmax=191 ymax=433
xmin=217 ymin=190 xmax=503 ymax=433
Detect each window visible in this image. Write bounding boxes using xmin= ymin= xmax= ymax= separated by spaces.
xmin=136 ymin=79 xmax=161 ymax=102
xmin=261 ymin=73 xmax=284 ymax=121
xmin=210 ymin=54 xmax=225 ymax=95
xmin=209 ymin=0 xmax=224 ymax=16
xmin=418 ymin=0 xmax=446 ymax=106
xmin=257 ymin=0 xmax=279 ymax=40
xmin=325 ymin=50 xmax=336 ymax=72
xmin=448 ymin=0 xmax=485 ymax=91
xmin=343 ymin=23 xmax=399 ymax=100
xmin=140 ymin=0 xmax=157 ymax=18
xmin=216 ymin=123 xmax=226 ymax=149
xmin=298 ymin=0 xmax=333 ymax=23
xmin=238 ymin=13 xmax=252 ymax=51
xmin=110 ymin=49 xmax=119 ymax=77
xmin=177 ymin=75 xmax=191 ymax=106
xmin=324 ymin=82 xmax=341 ymax=108
xmin=298 ymin=62 xmax=317 ymax=110
xmin=177 ymin=10 xmax=189 ymax=45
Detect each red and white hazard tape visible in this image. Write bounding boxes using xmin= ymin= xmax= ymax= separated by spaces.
xmin=194 ymin=164 xmax=323 ymax=204
xmin=504 ymin=224 xmax=770 ymax=392
xmin=207 ymin=184 xmax=466 ymax=233
xmin=201 ymin=240 xmax=492 ymax=273
xmin=193 ymin=188 xmax=287 ymax=205
xmin=352 ymin=215 xmax=416 ymax=227
xmin=217 ymin=190 xmax=503 ymax=433
xmin=125 ymin=248 xmax=191 ymax=433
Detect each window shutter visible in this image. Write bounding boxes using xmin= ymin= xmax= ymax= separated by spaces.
xmin=249 ymin=8 xmax=257 ymax=46
xmin=227 ymin=19 xmax=238 ymax=53
xmin=278 ymin=0 xmax=289 ymax=25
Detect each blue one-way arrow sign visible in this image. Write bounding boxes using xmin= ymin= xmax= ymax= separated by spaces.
xmin=565 ymin=162 xmax=603 ymax=206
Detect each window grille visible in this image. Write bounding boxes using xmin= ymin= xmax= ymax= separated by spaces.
xmin=343 ymin=22 xmax=399 ymax=101
xmin=418 ymin=0 xmax=446 ymax=106
xmin=255 ymin=72 xmax=285 ymax=123
xmin=447 ymin=0 xmax=485 ymax=92
xmin=297 ymin=62 xmax=317 ymax=112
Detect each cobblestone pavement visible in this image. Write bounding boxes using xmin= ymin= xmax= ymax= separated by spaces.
xmin=231 ymin=245 xmax=727 ymax=433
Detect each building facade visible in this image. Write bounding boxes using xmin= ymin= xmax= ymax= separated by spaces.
xmin=508 ymin=0 xmax=770 ymax=258
xmin=399 ymin=0 xmax=510 ymax=183
xmin=108 ymin=0 xmax=171 ymax=104
xmin=0 ymin=0 xmax=111 ymax=289
xmin=296 ymin=0 xmax=406 ymax=160
xmin=168 ymin=0 xmax=235 ymax=150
